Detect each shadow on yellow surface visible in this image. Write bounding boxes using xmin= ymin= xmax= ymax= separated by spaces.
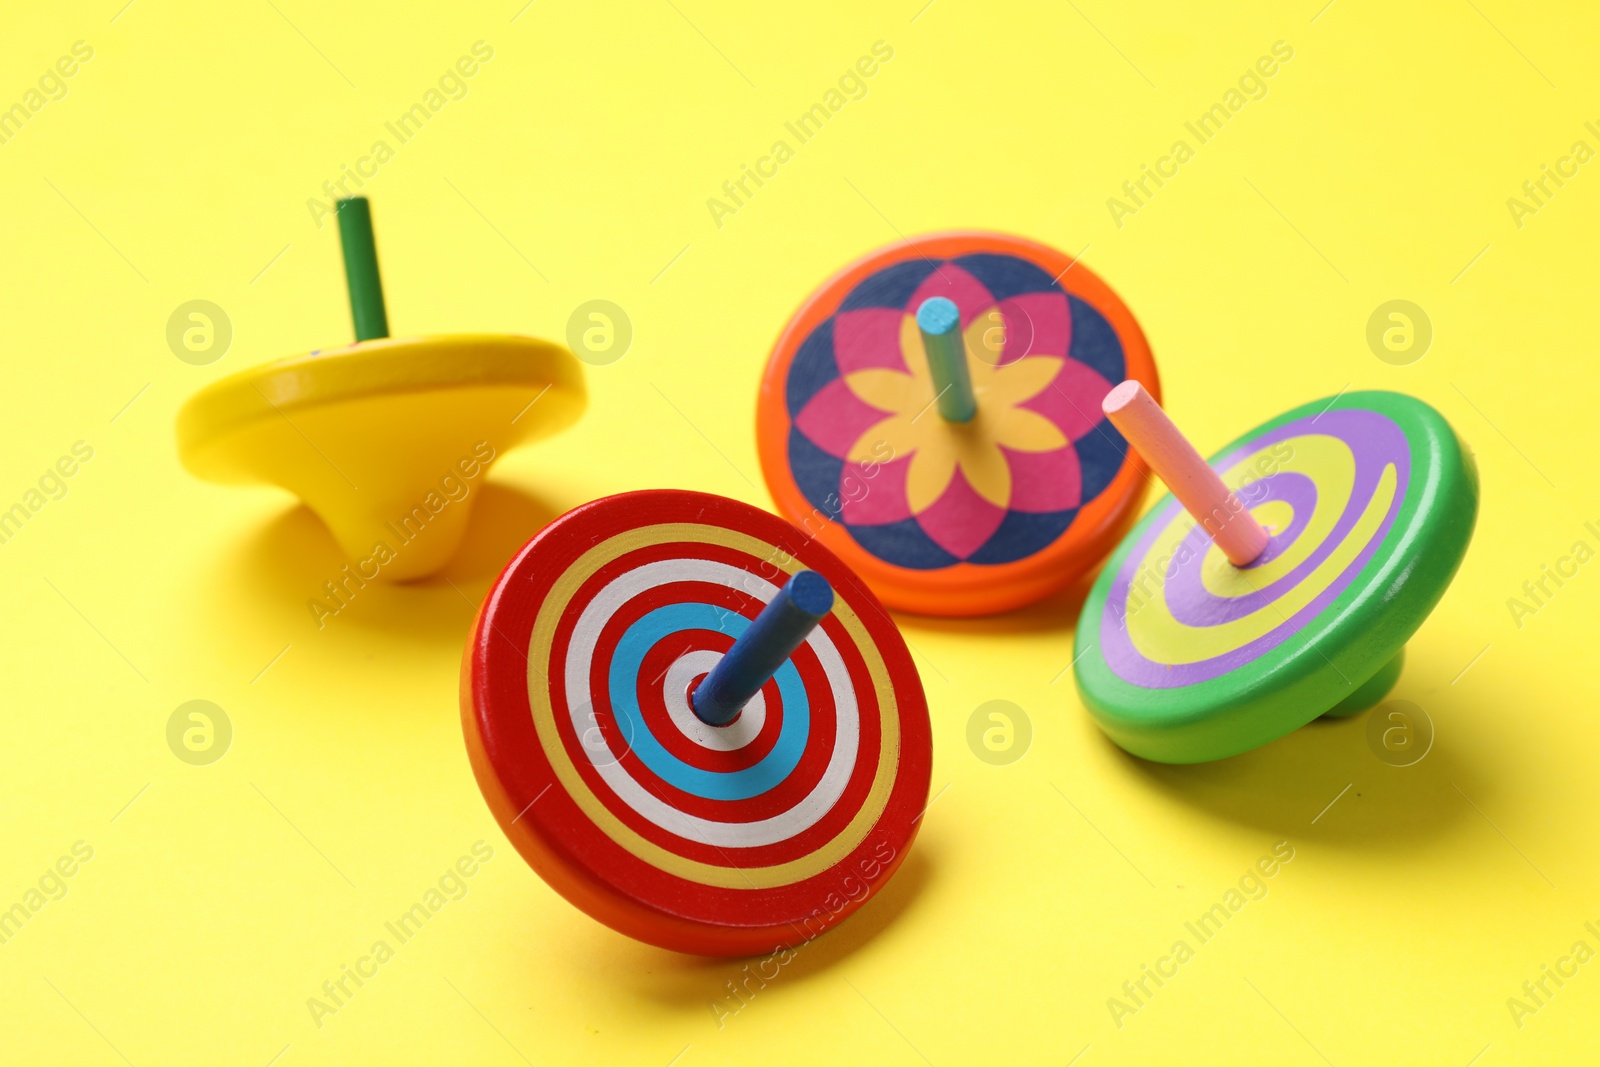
xmin=441 ymin=481 xmax=562 ymax=583
xmin=220 ymin=481 xmax=560 ymax=643
xmin=1120 ymin=641 xmax=1494 ymax=850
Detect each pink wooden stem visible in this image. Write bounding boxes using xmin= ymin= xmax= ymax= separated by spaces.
xmin=1102 ymin=380 xmax=1269 ymax=567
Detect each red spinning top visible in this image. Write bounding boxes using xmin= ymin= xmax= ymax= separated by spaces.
xmin=461 ymin=489 xmax=933 ymax=955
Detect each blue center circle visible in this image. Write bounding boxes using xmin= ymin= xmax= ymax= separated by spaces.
xmin=609 ymin=602 xmax=811 ymax=801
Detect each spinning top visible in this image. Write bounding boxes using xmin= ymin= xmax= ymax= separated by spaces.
xmin=757 ymin=231 xmax=1159 ymax=616
xmin=461 ymin=489 xmax=932 ymax=955
xmin=1074 ymin=384 xmax=1478 ymax=763
xmin=176 ymin=197 xmax=585 ymax=580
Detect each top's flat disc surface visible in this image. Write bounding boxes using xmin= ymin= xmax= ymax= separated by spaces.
xmin=758 ymin=232 xmax=1159 ymax=616
xmin=177 ymin=333 xmax=585 ymax=481
xmin=461 ymin=490 xmax=932 ymax=956
xmin=1074 ymin=391 xmax=1478 ymax=764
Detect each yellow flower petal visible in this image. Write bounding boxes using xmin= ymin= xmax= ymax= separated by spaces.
xmin=845 ymin=369 xmax=928 ymax=417
xmin=953 ymin=431 xmax=1012 ymax=507
xmin=905 ymin=441 xmax=957 ymax=512
xmin=992 ymin=407 xmax=1068 ymax=453
xmin=907 ymin=418 xmax=1013 ymax=509
xmin=848 ymin=415 xmax=913 ymax=463
xmin=978 ymin=356 xmax=1062 ymax=406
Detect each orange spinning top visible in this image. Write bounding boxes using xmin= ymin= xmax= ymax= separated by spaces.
xmin=757 ymin=231 xmax=1160 ymax=616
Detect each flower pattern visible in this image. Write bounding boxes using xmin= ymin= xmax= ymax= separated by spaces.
xmin=785 ymin=253 xmax=1129 ymax=569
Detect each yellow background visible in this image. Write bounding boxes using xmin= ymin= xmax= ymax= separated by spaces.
xmin=1 ymin=0 xmax=1595 ymax=1063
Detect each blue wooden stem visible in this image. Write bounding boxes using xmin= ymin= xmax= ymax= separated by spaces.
xmin=916 ymin=296 xmax=977 ymax=423
xmin=692 ymin=571 xmax=834 ymax=727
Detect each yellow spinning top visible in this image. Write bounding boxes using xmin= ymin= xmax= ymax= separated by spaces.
xmin=176 ymin=198 xmax=585 ymax=580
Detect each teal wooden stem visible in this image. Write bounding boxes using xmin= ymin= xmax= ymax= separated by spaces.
xmin=336 ymin=197 xmax=389 ymax=341
xmin=693 ymin=571 xmax=834 ymax=727
xmin=916 ymin=296 xmax=976 ymax=423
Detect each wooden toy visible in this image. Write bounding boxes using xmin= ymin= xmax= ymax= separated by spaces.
xmin=460 ymin=489 xmax=932 ymax=955
xmin=176 ymin=197 xmax=584 ymax=581
xmin=757 ymin=231 xmax=1159 ymax=616
xmin=1075 ymin=383 xmax=1478 ymax=763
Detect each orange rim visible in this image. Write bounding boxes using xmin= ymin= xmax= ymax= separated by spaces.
xmin=756 ymin=231 xmax=1160 ymax=617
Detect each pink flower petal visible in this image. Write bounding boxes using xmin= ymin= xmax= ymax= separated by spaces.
xmin=795 ymin=379 xmax=892 ymax=459
xmin=840 ymin=455 xmax=913 ymax=525
xmin=906 ymin=266 xmax=995 ymax=329
xmin=915 ymin=467 xmax=1007 ymax=561
xmin=1018 ymin=360 xmax=1116 ymax=442
xmin=1003 ymin=445 xmax=1081 ymax=513
xmin=995 ymin=292 xmax=1071 ymax=365
xmin=833 ymin=308 xmax=909 ymax=375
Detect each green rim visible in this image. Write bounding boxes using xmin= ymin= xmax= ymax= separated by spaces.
xmin=1073 ymin=391 xmax=1478 ymax=764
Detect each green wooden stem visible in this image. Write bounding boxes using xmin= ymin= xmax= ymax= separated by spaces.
xmin=336 ymin=197 xmax=389 ymax=341
xmin=916 ymin=297 xmax=976 ymax=423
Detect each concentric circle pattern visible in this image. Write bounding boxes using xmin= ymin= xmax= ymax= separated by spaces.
xmin=1101 ymin=407 xmax=1407 ymax=687
xmin=758 ymin=231 xmax=1159 ymax=616
xmin=1074 ymin=392 xmax=1478 ymax=764
xmin=463 ymin=490 xmax=932 ymax=956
